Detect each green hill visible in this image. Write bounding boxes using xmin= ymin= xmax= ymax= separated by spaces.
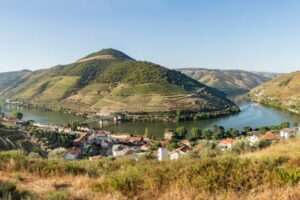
xmin=177 ymin=68 xmax=278 ymax=95
xmin=0 ymin=70 xmax=32 ymax=92
xmin=249 ymin=71 xmax=300 ymax=113
xmin=0 ymin=49 xmax=239 ymax=120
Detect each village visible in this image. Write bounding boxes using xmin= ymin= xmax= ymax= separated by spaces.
xmin=1 ymin=111 xmax=300 ymax=162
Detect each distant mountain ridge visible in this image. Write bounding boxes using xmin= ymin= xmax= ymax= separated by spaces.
xmin=249 ymin=71 xmax=300 ymax=114
xmin=177 ymin=68 xmax=279 ymax=95
xmin=0 ymin=48 xmax=239 ymax=120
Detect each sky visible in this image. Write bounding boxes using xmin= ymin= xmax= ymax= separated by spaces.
xmin=0 ymin=0 xmax=300 ymax=73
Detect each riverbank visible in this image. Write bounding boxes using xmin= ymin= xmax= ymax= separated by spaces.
xmin=2 ymin=100 xmax=300 ymax=137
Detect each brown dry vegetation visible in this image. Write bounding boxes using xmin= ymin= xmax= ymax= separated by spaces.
xmin=2 ymin=138 xmax=300 ymax=199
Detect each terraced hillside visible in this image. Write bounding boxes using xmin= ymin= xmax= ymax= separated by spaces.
xmin=0 ymin=125 xmax=75 ymax=155
xmin=0 ymin=127 xmax=35 ymax=152
xmin=0 ymin=70 xmax=32 ymax=93
xmin=0 ymin=49 xmax=239 ymax=119
xmin=249 ymin=71 xmax=300 ymax=114
xmin=177 ymin=68 xmax=278 ymax=95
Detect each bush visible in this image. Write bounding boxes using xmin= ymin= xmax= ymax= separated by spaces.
xmin=256 ymin=138 xmax=272 ymax=149
xmin=231 ymin=140 xmax=252 ymax=154
xmin=175 ymin=126 xmax=187 ymax=139
xmin=46 ymin=190 xmax=69 ymax=200
xmin=48 ymin=148 xmax=67 ymax=160
xmin=276 ymin=167 xmax=300 ymax=185
xmin=0 ymin=180 xmax=35 ymax=200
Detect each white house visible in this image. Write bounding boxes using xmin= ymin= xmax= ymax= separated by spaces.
xmin=112 ymin=144 xmax=129 ymax=157
xmin=219 ymin=138 xmax=237 ymax=151
xmin=247 ymin=135 xmax=261 ymax=145
xmin=294 ymin=127 xmax=300 ymax=135
xmin=169 ymin=145 xmax=190 ymax=160
xmin=158 ymin=147 xmax=168 ymax=161
xmin=280 ymin=128 xmax=295 ymax=139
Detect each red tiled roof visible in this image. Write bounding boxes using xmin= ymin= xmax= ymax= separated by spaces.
xmin=73 ymin=132 xmax=89 ymax=144
xmin=171 ymin=145 xmax=191 ymax=154
xmin=219 ymin=138 xmax=237 ymax=145
xmin=263 ymin=132 xmax=280 ymax=141
xmin=160 ymin=141 xmax=170 ymax=147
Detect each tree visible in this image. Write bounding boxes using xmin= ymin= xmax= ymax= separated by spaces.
xmin=167 ymin=142 xmax=180 ymax=151
xmin=203 ymin=129 xmax=213 ymax=140
xmin=48 ymin=147 xmax=67 ymax=159
xmin=293 ymin=122 xmax=299 ymax=127
xmin=227 ymin=128 xmax=240 ymax=138
xmin=231 ymin=140 xmax=252 ymax=154
xmin=212 ymin=125 xmax=226 ymax=140
xmin=256 ymin=138 xmax=272 ymax=149
xmin=258 ymin=126 xmax=270 ymax=133
xmin=175 ymin=126 xmax=187 ymax=139
xmin=279 ymin=122 xmax=290 ymax=129
xmin=190 ymin=127 xmax=202 ymax=141
xmin=68 ymin=121 xmax=80 ymax=131
xmin=242 ymin=126 xmax=252 ymax=136
xmin=11 ymin=111 xmax=23 ymax=120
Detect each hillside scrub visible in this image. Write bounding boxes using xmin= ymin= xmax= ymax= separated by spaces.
xmin=1 ymin=149 xmax=300 ymax=199
xmin=0 ymin=180 xmax=34 ymax=200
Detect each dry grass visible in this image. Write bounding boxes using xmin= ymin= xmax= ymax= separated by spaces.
xmin=243 ymin=136 xmax=300 ymax=160
xmin=2 ymin=137 xmax=300 ymax=199
xmin=2 ymin=171 xmax=300 ymax=200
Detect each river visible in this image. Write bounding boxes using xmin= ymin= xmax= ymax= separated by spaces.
xmin=2 ymin=95 xmax=300 ymax=137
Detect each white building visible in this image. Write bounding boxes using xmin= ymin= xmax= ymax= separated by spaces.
xmin=169 ymin=145 xmax=191 ymax=160
xmin=280 ymin=128 xmax=295 ymax=139
xmin=112 ymin=144 xmax=129 ymax=157
xmin=247 ymin=135 xmax=261 ymax=145
xmin=219 ymin=138 xmax=237 ymax=151
xmin=158 ymin=147 xmax=168 ymax=161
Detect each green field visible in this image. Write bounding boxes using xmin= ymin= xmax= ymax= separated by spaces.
xmin=110 ymin=83 xmax=186 ymax=96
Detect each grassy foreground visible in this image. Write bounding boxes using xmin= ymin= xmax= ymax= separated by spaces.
xmin=2 ymin=138 xmax=300 ymax=199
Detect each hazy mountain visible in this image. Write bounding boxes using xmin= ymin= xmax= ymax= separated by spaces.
xmin=177 ymin=68 xmax=279 ymax=95
xmin=0 ymin=49 xmax=238 ymax=119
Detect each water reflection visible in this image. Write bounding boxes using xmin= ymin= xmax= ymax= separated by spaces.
xmin=2 ymin=95 xmax=300 ymax=137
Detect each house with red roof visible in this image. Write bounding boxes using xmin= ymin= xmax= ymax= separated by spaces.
xmin=65 ymin=147 xmax=81 ymax=160
xmin=170 ymin=145 xmax=191 ymax=160
xmin=263 ymin=132 xmax=280 ymax=142
xmin=219 ymin=138 xmax=237 ymax=150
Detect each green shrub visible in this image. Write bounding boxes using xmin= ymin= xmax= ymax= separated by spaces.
xmin=46 ymin=190 xmax=69 ymax=200
xmin=276 ymin=167 xmax=300 ymax=185
xmin=0 ymin=180 xmax=35 ymax=200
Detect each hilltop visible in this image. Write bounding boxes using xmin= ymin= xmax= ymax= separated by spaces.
xmin=249 ymin=71 xmax=300 ymax=113
xmin=0 ymin=49 xmax=239 ymax=120
xmin=177 ymin=68 xmax=278 ymax=95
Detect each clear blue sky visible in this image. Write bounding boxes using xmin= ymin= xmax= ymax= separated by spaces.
xmin=0 ymin=0 xmax=300 ymax=73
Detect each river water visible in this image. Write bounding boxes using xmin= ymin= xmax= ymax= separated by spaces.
xmin=2 ymin=95 xmax=300 ymax=137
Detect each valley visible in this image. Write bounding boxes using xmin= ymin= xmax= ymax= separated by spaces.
xmin=178 ymin=68 xmax=278 ymax=95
